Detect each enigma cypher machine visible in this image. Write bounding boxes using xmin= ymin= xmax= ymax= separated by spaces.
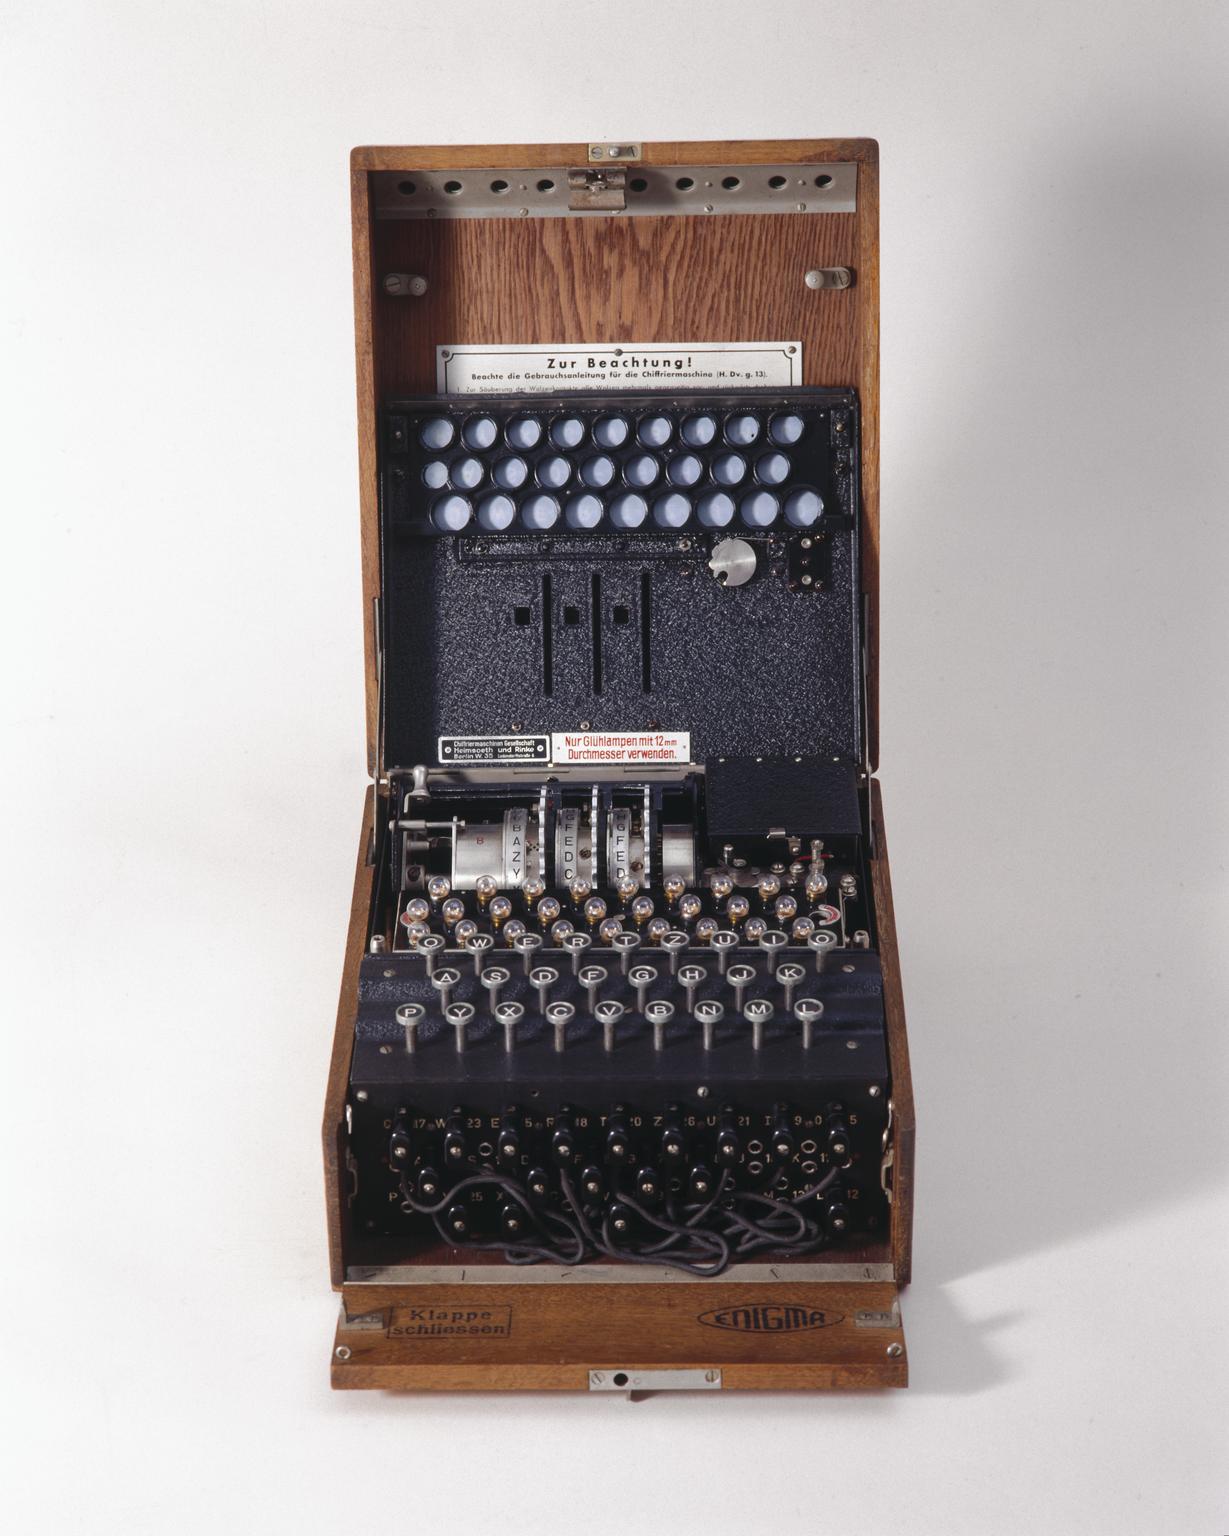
xmin=325 ymin=141 xmax=916 ymax=1391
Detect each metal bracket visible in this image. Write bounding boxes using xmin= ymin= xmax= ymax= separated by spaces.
xmin=338 ymin=1308 xmax=388 ymax=1332
xmin=568 ymin=166 xmax=627 ymax=211
xmin=382 ymin=272 xmax=428 ymax=297
xmin=587 ymin=142 xmax=642 ymax=163
xmin=589 ymin=1367 xmax=722 ymax=1393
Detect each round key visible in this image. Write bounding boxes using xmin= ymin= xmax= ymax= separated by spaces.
xmin=468 ymin=931 xmax=493 ymax=975
xmin=756 ymin=451 xmax=791 ymax=485
xmin=450 ymin=456 xmax=484 ymax=489
xmin=563 ymin=931 xmax=592 ymax=974
xmin=551 ymin=415 xmax=585 ymax=448
xmin=489 ymin=895 xmax=512 ymax=929
xmin=696 ymin=490 xmax=735 ymax=527
xmin=725 ymin=412 xmax=761 ymax=446
xmin=580 ymin=454 xmax=616 ymax=488
xmin=638 ymin=414 xmax=672 ymax=447
xmin=506 ymin=416 xmax=542 ymax=449
xmin=711 ymin=929 xmax=740 ymax=974
xmin=422 ymin=459 xmax=449 ymax=489
xmin=694 ymin=998 xmax=723 ymax=1050
xmin=611 ymin=931 xmax=641 ymax=973
xmin=769 ymin=411 xmax=805 ymax=445
xmin=537 ymin=453 xmax=572 ymax=489
xmin=646 ymin=998 xmax=675 ymax=1051
xmin=680 ymin=413 xmax=717 ymax=446
xmin=593 ymin=414 xmax=629 ymax=448
xmin=808 ymin=929 xmax=838 ymax=972
xmin=395 ymin=1002 xmax=425 ymax=1054
xmin=784 ymin=488 xmax=824 ymax=527
xmin=744 ymin=997 xmax=774 ymax=1050
xmin=476 ymin=492 xmax=516 ymax=531
xmin=514 ymin=931 xmax=543 ymax=975
xmin=480 ymin=964 xmax=510 ymax=1012
xmin=419 ymin=416 xmax=455 ymax=450
xmin=727 ymin=963 xmax=756 ymax=1011
xmin=463 ymin=415 xmax=498 ymax=450
xmin=579 ymin=963 xmax=607 ymax=1011
xmin=566 ymin=492 xmax=604 ymax=530
xmin=446 ymin=1001 xmax=475 ymax=1053
xmin=417 ymin=933 xmax=446 ymax=977
xmin=492 ymin=455 xmax=530 ymax=490
xmin=521 ymin=492 xmax=560 ymax=530
xmin=667 ymin=453 xmax=703 ymax=487
xmin=678 ymin=963 xmax=707 ymax=1014
xmin=741 ymin=489 xmax=780 ymax=527
xmin=595 ymin=998 xmax=625 ymax=1053
xmin=430 ymin=966 xmax=461 ymax=1012
xmin=432 ymin=494 xmax=473 ymax=532
xmin=530 ymin=964 xmax=558 ymax=1014
xmin=758 ymin=930 xmax=789 ymax=970
xmin=629 ymin=963 xmax=657 ymax=1013
xmin=777 ymin=961 xmax=806 ymax=1011
xmin=547 ymin=999 xmax=575 ymax=1053
xmin=794 ymin=996 xmax=824 ymax=1049
xmin=496 ymin=999 xmax=524 ymax=1053
xmin=661 ymin=930 xmax=689 ymax=975
xmin=609 ymin=491 xmax=648 ymax=528
xmin=624 ymin=453 xmax=660 ymax=488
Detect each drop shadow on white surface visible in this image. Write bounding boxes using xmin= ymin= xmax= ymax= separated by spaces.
xmin=887 ymin=127 xmax=1229 ymax=1311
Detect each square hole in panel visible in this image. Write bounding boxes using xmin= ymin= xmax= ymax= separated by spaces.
xmin=514 ymin=606 xmax=532 ymax=626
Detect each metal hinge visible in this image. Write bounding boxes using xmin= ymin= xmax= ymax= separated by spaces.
xmin=587 ymin=141 xmax=641 ymax=163
xmin=569 ymin=165 xmax=628 ymax=211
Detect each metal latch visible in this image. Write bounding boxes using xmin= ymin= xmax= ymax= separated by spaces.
xmin=569 ymin=166 xmax=628 ymax=211
xmin=589 ymin=1368 xmax=722 ymax=1393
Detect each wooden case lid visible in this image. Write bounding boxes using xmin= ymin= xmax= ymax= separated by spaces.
xmin=351 ymin=140 xmax=881 ymax=774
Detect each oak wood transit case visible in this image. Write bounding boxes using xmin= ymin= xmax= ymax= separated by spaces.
xmin=324 ymin=139 xmax=915 ymax=1392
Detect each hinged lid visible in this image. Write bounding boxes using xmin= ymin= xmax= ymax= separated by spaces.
xmin=350 ymin=140 xmax=881 ymax=779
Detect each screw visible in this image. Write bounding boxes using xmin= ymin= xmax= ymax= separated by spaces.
xmin=354 ymin=1090 xmax=368 ymax=1103
xmin=334 ymin=1345 xmax=351 ymax=1361
xmin=868 ymin=1084 xmax=882 ymax=1098
xmin=887 ymin=1343 xmax=903 ymax=1358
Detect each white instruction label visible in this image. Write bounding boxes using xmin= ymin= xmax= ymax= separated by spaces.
xmin=551 ymin=731 xmax=691 ymax=765
xmin=437 ymin=342 xmax=802 ymax=396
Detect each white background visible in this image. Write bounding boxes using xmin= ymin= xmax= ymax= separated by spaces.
xmin=3 ymin=2 xmax=1227 ymax=1531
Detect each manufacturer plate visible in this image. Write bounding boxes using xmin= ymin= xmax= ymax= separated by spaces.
xmin=438 ymin=734 xmax=550 ymax=765
xmin=437 ymin=341 xmax=802 ymax=396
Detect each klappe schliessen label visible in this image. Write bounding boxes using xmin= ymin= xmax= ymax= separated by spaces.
xmin=551 ymin=731 xmax=691 ymax=765
xmin=436 ymin=342 xmax=802 ymax=395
